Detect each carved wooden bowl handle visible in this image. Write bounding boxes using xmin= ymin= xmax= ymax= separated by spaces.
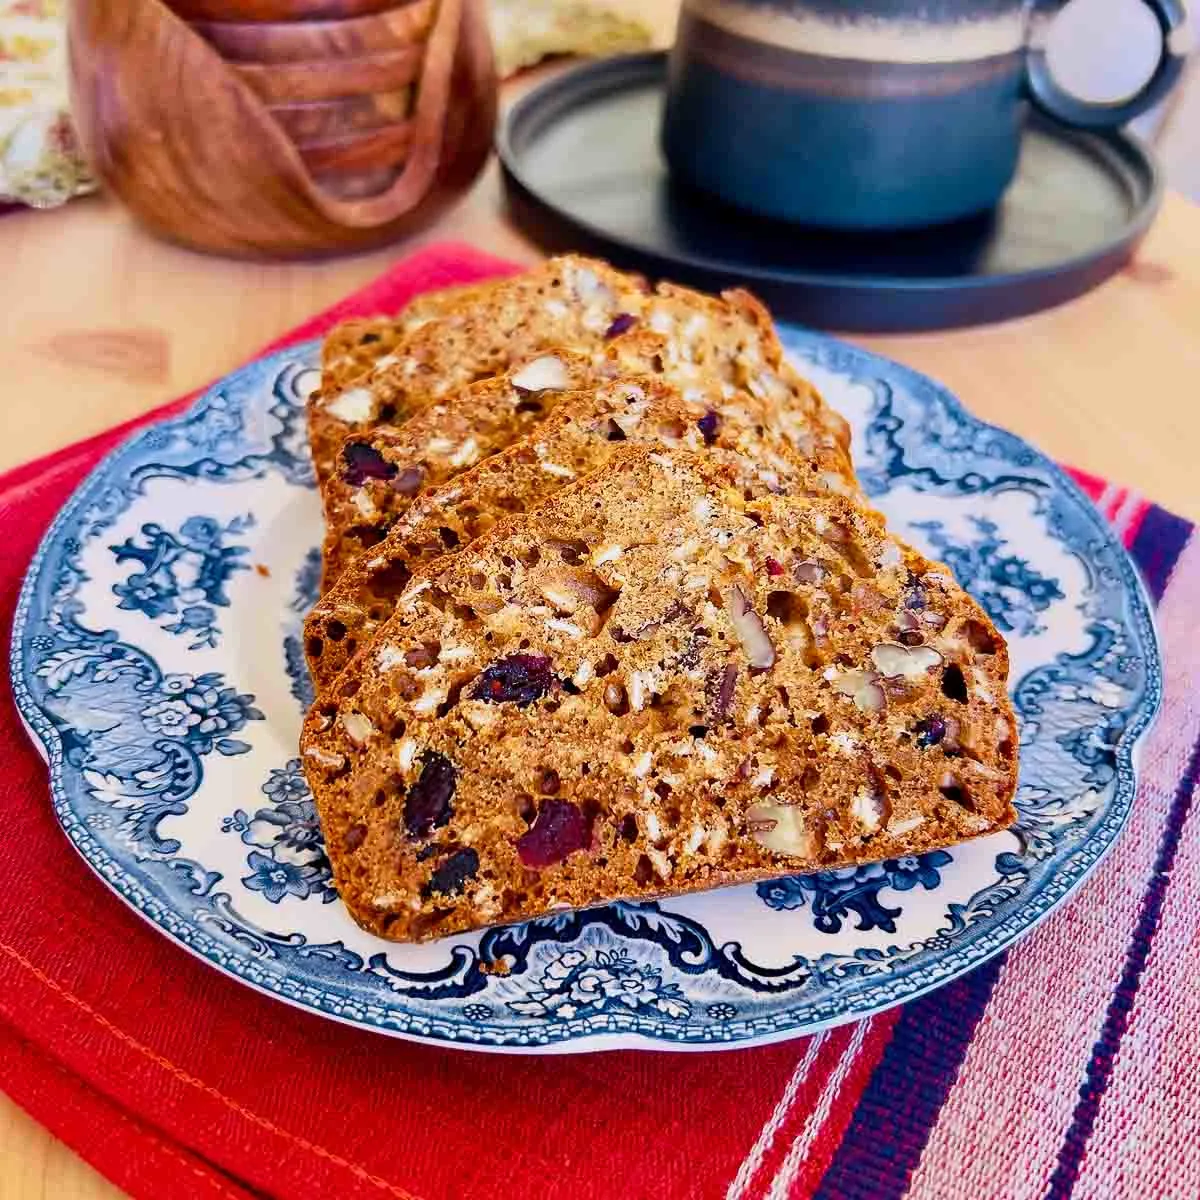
xmin=68 ymin=0 xmax=496 ymax=257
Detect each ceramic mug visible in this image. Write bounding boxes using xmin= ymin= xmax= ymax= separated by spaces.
xmin=662 ymin=0 xmax=1190 ymax=229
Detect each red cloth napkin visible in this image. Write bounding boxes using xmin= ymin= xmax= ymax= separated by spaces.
xmin=1 ymin=244 xmax=1196 ymax=1200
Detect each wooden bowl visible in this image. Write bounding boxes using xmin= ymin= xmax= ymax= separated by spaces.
xmin=165 ymin=0 xmax=402 ymax=20
xmin=192 ymin=1 xmax=434 ymax=63
xmin=69 ymin=0 xmax=497 ymax=257
xmin=295 ymin=120 xmax=413 ymax=174
xmin=313 ymin=164 xmax=400 ymax=198
xmin=234 ymin=45 xmax=421 ymax=103
xmin=268 ymin=89 xmax=411 ymax=140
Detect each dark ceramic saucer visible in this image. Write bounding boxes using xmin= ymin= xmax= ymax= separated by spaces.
xmin=497 ymin=52 xmax=1162 ymax=332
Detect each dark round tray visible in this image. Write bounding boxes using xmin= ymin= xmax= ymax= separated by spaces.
xmin=498 ymin=52 xmax=1163 ymax=332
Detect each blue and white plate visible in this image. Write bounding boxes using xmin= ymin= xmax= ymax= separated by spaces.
xmin=10 ymin=330 xmax=1161 ymax=1052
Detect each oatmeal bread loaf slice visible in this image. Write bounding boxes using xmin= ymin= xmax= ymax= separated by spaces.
xmin=310 ymin=281 xmax=503 ymax=485
xmin=306 ymin=363 xmax=860 ymax=695
xmin=320 ymin=349 xmax=602 ymax=588
xmin=320 ymin=316 xmax=860 ymax=591
xmin=309 ymin=254 xmax=850 ymax=492
xmin=301 ymin=446 xmax=1018 ymax=943
xmin=307 ymin=257 xmax=644 ymax=491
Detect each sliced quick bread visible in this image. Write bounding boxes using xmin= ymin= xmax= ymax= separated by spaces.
xmin=306 ymin=362 xmax=857 ymax=695
xmin=301 ymin=446 xmax=1017 ymax=942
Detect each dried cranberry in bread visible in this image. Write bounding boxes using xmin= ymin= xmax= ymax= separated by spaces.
xmin=306 ymin=365 xmax=858 ymax=695
xmin=309 ymin=282 xmax=502 ymax=486
xmin=320 ymin=349 xmax=601 ymax=588
xmin=616 ymin=284 xmax=849 ymax=463
xmin=301 ymin=446 xmax=1017 ymax=942
xmin=307 ymin=257 xmax=641 ymax=492
xmin=600 ymin=325 xmax=852 ymax=483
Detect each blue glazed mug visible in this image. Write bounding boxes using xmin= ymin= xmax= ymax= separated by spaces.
xmin=662 ymin=0 xmax=1190 ymax=229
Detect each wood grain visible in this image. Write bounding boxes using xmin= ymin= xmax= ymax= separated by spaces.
xmin=164 ymin=0 xmax=402 ymax=20
xmin=32 ymin=329 xmax=170 ymax=385
xmin=2 ymin=42 xmax=1199 ymax=1200
xmin=193 ymin=1 xmax=436 ymax=63
xmin=295 ymin=120 xmax=414 ymax=174
xmin=312 ymin=164 xmax=403 ymax=198
xmin=268 ymin=89 xmax=413 ymax=140
xmin=0 ymin=1099 xmax=125 ymax=1200
xmin=234 ymin=45 xmax=423 ymax=102
xmin=68 ymin=0 xmax=496 ymax=256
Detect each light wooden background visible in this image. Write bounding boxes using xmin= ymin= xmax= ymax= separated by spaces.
xmin=2 ymin=6 xmax=1199 ymax=1198
xmin=4 ymin=174 xmax=1199 ymax=518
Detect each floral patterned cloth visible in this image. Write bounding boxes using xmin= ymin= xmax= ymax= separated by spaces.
xmin=489 ymin=0 xmax=654 ymax=76
xmin=0 ymin=0 xmax=93 ymax=207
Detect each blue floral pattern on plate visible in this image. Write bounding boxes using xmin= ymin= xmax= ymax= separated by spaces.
xmin=9 ymin=335 xmax=1161 ymax=1052
xmin=909 ymin=516 xmax=1064 ymax=636
xmin=110 ymin=514 xmax=254 ymax=648
xmin=507 ymin=949 xmax=691 ymax=1022
xmin=222 ymin=759 xmax=336 ymax=905
xmin=757 ymin=851 xmax=953 ymax=935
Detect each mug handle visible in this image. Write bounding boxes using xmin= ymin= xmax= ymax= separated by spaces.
xmin=1026 ymin=0 xmax=1191 ymax=128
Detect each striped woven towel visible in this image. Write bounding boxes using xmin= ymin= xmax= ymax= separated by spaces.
xmin=0 ymin=244 xmax=1194 ymax=1200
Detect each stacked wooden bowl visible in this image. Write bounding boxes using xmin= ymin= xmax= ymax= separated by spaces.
xmin=175 ymin=0 xmax=450 ymax=200
xmin=68 ymin=0 xmax=496 ymax=256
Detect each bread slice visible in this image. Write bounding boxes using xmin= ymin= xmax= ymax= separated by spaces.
xmin=310 ymin=281 xmax=500 ymax=486
xmin=319 ymin=349 xmax=602 ymax=588
xmin=301 ymin=446 xmax=1017 ymax=943
xmin=321 ymin=283 xmax=498 ymax=390
xmin=305 ymin=364 xmax=860 ymax=696
xmin=307 ymin=257 xmax=642 ymax=493
xmin=308 ymin=254 xmax=850 ymax=497
xmin=321 ymin=318 xmax=397 ymax=386
xmin=319 ymin=313 xmax=858 ymax=590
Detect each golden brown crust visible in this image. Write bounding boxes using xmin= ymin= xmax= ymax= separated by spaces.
xmin=321 ymin=283 xmax=497 ymax=386
xmin=321 ymin=318 xmax=396 ymax=379
xmin=301 ymin=447 xmax=1018 ymax=943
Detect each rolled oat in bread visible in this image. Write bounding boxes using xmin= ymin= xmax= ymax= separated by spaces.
xmin=306 ymin=362 xmax=859 ymax=696
xmin=301 ymin=446 xmax=1017 ymax=943
xmin=320 ymin=349 xmax=601 ymax=588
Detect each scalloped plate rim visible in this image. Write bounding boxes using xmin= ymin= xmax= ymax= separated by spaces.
xmin=9 ymin=334 xmax=1163 ymax=1053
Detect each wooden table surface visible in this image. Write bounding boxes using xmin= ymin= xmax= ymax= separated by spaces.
xmin=2 ymin=124 xmax=1200 ymax=1200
